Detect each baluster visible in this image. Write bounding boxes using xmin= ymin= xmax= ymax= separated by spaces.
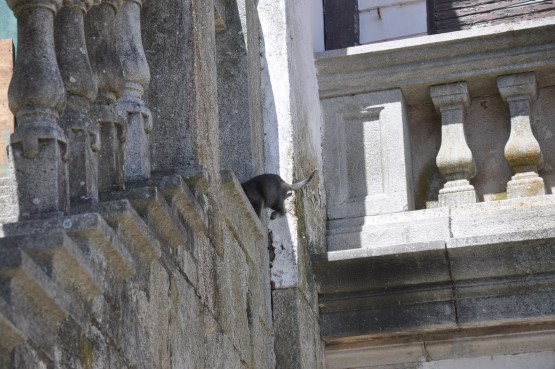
xmin=116 ymin=0 xmax=152 ymax=182
xmin=7 ymin=0 xmax=69 ymax=217
xmin=431 ymin=82 xmax=477 ymax=207
xmin=55 ymin=0 xmax=100 ymax=205
xmin=497 ymin=72 xmax=545 ymax=198
xmin=85 ymin=0 xmax=126 ymax=192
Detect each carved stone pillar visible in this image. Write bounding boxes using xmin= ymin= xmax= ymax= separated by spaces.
xmin=431 ymin=82 xmax=477 ymax=207
xmin=55 ymin=0 xmax=100 ymax=205
xmin=7 ymin=0 xmax=69 ymax=217
xmin=116 ymin=0 xmax=152 ymax=182
xmin=497 ymin=72 xmax=545 ymax=198
xmin=85 ymin=0 xmax=126 ymax=192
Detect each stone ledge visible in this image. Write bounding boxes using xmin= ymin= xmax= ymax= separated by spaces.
xmin=315 ymin=16 xmax=555 ymax=102
xmin=221 ymin=170 xmax=265 ymax=264
xmin=316 ymin=223 xmax=555 ymax=341
xmin=327 ymin=208 xmax=450 ymax=252
xmin=0 ymin=249 xmax=69 ymax=358
xmin=324 ymin=324 xmax=555 ymax=369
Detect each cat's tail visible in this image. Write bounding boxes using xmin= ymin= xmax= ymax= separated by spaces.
xmin=288 ymin=169 xmax=318 ymax=191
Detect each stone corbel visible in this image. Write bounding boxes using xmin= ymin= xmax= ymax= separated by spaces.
xmin=430 ymin=82 xmax=477 ymax=207
xmin=497 ymin=72 xmax=545 ymax=198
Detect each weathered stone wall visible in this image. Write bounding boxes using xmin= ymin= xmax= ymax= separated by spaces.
xmin=0 ymin=172 xmax=275 ymax=369
xmin=0 ymin=1 xmax=277 ymax=368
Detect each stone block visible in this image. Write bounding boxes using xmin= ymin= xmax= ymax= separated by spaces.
xmin=196 ymin=230 xmax=219 ymax=316
xmin=217 ymin=226 xmax=251 ymax=365
xmin=249 ymin=313 xmax=276 ymax=369
xmin=314 ymin=240 xmax=449 ymax=294
xmin=0 ymin=295 xmax=26 ymax=352
xmin=447 ymin=227 xmax=555 ymax=281
xmin=80 ymin=200 xmax=162 ymax=273
xmin=12 ymin=139 xmax=69 ymax=217
xmin=273 ymin=287 xmax=325 ymax=369
xmin=168 ymin=274 xmax=205 ymax=369
xmin=325 ymin=341 xmax=426 ymax=369
xmin=327 ymin=208 xmax=450 ymax=251
xmin=156 ymin=174 xmax=209 ymax=237
xmin=0 ymin=249 xmax=68 ymax=357
xmin=203 ymin=311 xmax=243 ymax=369
xmin=101 ymin=186 xmax=197 ymax=285
xmin=0 ymin=231 xmax=101 ymax=325
xmin=450 ymin=195 xmax=555 ymax=238
xmin=322 ymin=89 xmax=414 ymax=220
xmin=221 ymin=170 xmax=264 ymax=263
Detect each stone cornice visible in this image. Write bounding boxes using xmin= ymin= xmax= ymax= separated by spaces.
xmin=315 ymin=17 xmax=555 ymax=102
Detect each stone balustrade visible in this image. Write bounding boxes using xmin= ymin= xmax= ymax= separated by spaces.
xmin=314 ymin=17 xmax=555 ymax=367
xmin=6 ymin=0 xmax=153 ymax=218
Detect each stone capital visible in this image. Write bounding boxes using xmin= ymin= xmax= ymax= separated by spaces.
xmin=100 ymin=0 xmax=123 ymax=10
xmin=497 ymin=72 xmax=538 ymax=103
xmin=430 ymin=82 xmax=470 ymax=112
xmin=61 ymin=0 xmax=96 ymax=11
xmin=7 ymin=0 xmax=62 ymax=14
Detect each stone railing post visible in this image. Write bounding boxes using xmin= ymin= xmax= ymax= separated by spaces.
xmin=116 ymin=0 xmax=152 ymax=182
xmin=55 ymin=0 xmax=100 ymax=205
xmin=497 ymin=72 xmax=545 ymax=198
xmin=85 ymin=0 xmax=126 ymax=192
xmin=431 ymin=82 xmax=477 ymax=207
xmin=7 ymin=0 xmax=70 ymax=217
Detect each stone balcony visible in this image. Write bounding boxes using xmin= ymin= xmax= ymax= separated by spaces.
xmin=313 ymin=16 xmax=555 ymax=368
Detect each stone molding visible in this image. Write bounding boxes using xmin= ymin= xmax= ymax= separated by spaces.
xmin=314 ymin=195 xmax=555 ymax=355
xmin=315 ymin=17 xmax=555 ymax=102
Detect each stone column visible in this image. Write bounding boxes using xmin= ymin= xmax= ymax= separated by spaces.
xmin=55 ymin=0 xmax=100 ymax=205
xmin=85 ymin=0 xmax=126 ymax=192
xmin=116 ymin=0 xmax=152 ymax=182
xmin=7 ymin=0 xmax=70 ymax=217
xmin=430 ymin=82 xmax=477 ymax=207
xmin=497 ymin=72 xmax=545 ymax=198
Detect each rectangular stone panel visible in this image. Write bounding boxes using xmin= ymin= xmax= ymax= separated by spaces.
xmin=322 ymin=89 xmax=413 ymax=221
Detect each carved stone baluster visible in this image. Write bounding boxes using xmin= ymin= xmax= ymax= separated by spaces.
xmin=497 ymin=72 xmax=545 ymax=198
xmin=7 ymin=0 xmax=69 ymax=217
xmin=431 ymin=82 xmax=477 ymax=207
xmin=85 ymin=0 xmax=126 ymax=192
xmin=55 ymin=0 xmax=100 ymax=205
xmin=116 ymin=0 xmax=152 ymax=181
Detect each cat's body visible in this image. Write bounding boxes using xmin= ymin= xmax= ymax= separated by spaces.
xmin=241 ymin=169 xmax=317 ymax=219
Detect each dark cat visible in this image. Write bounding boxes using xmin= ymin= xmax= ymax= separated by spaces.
xmin=241 ymin=169 xmax=317 ymax=220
